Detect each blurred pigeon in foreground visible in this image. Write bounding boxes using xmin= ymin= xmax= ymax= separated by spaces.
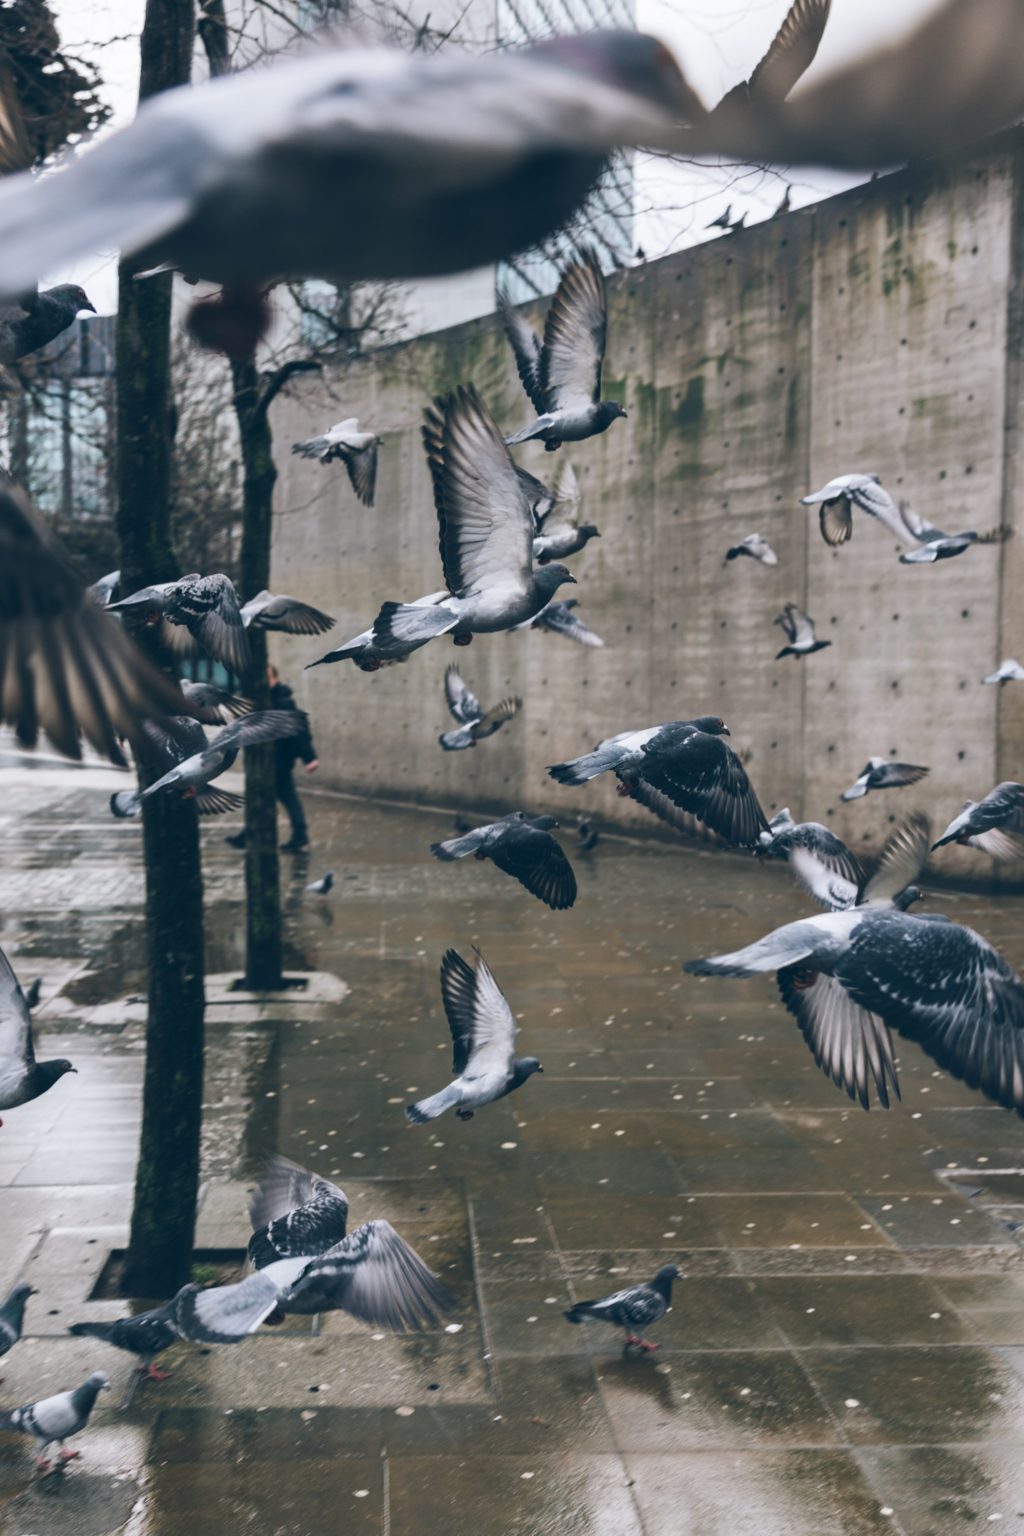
xmin=110 ymin=710 xmax=306 ymax=819
xmin=984 ymin=659 xmax=1024 ymax=685
xmin=774 ymin=602 xmax=830 ymax=659
xmin=842 ymin=757 xmax=929 ymax=802
xmin=549 ymin=717 xmax=769 ymax=849
xmin=240 ymin=590 xmax=335 ymax=636
xmin=933 ymin=783 xmax=1024 ymax=862
xmin=431 ymin=812 xmax=577 ymax=909
xmin=0 ymin=1282 xmax=33 ymax=1374
xmin=503 ymin=249 xmax=625 ymax=452
xmin=726 ymin=533 xmax=777 ymax=566
xmin=518 ymin=597 xmax=605 ymax=648
xmin=247 ymin=1156 xmax=349 ymax=1269
xmin=0 ymin=284 xmax=95 ymax=364
xmin=292 ymin=419 xmax=381 ymax=507
xmin=0 ymin=487 xmax=182 ymax=763
xmin=86 ymin=569 xmax=120 ymax=607
xmin=439 ymin=666 xmax=521 ymax=752
xmin=0 ymin=943 xmax=75 ymax=1127
xmin=565 ymin=1264 xmax=680 ymax=1352
xmin=68 ymin=1308 xmax=180 ymax=1383
xmin=107 ymin=572 xmax=250 ymax=675
xmin=407 ymin=948 xmax=542 ymax=1123
xmin=531 ymin=462 xmax=600 ymax=563
xmin=306 ymin=872 xmax=335 ymax=896
xmin=0 ymin=1370 xmax=108 ymax=1472
xmin=180 ymin=679 xmax=252 ymax=724
xmin=307 ymin=592 xmax=450 ymax=672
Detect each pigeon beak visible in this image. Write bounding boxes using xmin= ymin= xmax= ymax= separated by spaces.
xmin=566 ymin=573 xmax=578 ymax=584
xmin=84 ymin=300 xmax=97 ymax=314
xmin=537 ymin=1065 xmax=545 ymax=1073
xmin=720 ymin=726 xmax=731 ymax=737
xmin=68 ymin=1068 xmax=78 ymax=1074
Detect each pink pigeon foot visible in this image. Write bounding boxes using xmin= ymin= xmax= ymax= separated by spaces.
xmin=58 ymin=1449 xmax=80 ymax=1463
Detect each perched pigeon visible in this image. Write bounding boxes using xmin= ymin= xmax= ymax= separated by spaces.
xmin=86 ymin=569 xmax=120 ymax=607
xmin=685 ymin=901 xmax=1024 ymax=1116
xmin=933 ymin=783 xmax=1024 ymax=862
xmin=774 ymin=602 xmax=831 ymax=659
xmin=984 ymin=659 xmax=1024 ymax=685
xmin=22 ymin=978 xmax=41 ymax=1011
xmin=364 ymin=388 xmax=577 ymax=656
xmin=774 ymin=183 xmax=793 ymax=216
xmin=0 ymin=1282 xmax=33 ymax=1374
xmin=180 ymin=679 xmax=252 ymax=724
xmin=502 ymin=249 xmax=625 ymax=452
xmin=107 ymin=572 xmax=251 ymax=675
xmin=726 ymin=533 xmax=778 ymax=566
xmin=406 ymin=948 xmax=542 ymax=1123
xmin=549 ymin=717 xmax=769 ymax=849
xmin=439 ymin=666 xmax=522 ymax=752
xmin=0 ymin=943 xmax=75 ymax=1127
xmin=706 ymin=205 xmax=732 ymax=231
xmin=307 ymin=592 xmax=451 ymax=672
xmin=240 ymin=589 xmax=335 ymax=636
xmin=531 ymin=462 xmax=601 ymax=563
xmin=247 ymin=1156 xmax=349 ymax=1269
xmin=841 ymin=757 xmax=929 ymax=802
xmin=306 ymin=872 xmax=335 ymax=896
xmin=110 ymin=710 xmax=306 ymax=819
xmin=291 ymin=419 xmax=381 ymax=507
xmin=565 ymin=1265 xmax=680 ymax=1352
xmin=0 ymin=487 xmax=182 ymax=764
xmin=0 ymin=1370 xmax=108 ymax=1472
xmin=431 ymin=812 xmax=576 ymax=910
xmin=68 ymin=1308 xmax=180 ymax=1382
xmin=729 ymin=210 xmax=748 ymax=231
xmin=0 ymin=284 xmax=95 ymax=365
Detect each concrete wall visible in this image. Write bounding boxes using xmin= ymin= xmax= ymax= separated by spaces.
xmin=270 ymin=134 xmax=1024 ymax=877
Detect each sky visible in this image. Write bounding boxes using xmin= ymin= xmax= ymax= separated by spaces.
xmin=49 ymin=0 xmax=945 ymax=311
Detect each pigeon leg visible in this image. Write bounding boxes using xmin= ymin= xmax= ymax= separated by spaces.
xmin=636 ymin=1339 xmax=660 ymax=1353
xmin=35 ymin=1453 xmax=51 ymax=1473
xmin=58 ymin=1448 xmax=80 ymax=1463
xmin=453 ymin=634 xmax=473 ymax=647
xmin=623 ymin=1332 xmax=639 ymax=1349
xmin=141 ymin=1362 xmax=171 ymax=1382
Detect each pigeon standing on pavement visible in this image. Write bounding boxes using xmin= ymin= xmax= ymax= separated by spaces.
xmin=0 ymin=284 xmax=95 ymax=364
xmin=107 ymin=572 xmax=251 ymax=675
xmin=983 ymin=659 xmax=1024 ymax=685
xmin=565 ymin=1265 xmax=680 ymax=1352
xmin=774 ymin=602 xmax=831 ymax=659
xmin=516 ymin=598 xmax=605 ymax=648
xmin=725 ymin=533 xmax=778 ymax=566
xmin=706 ymin=205 xmax=732 ymax=231
xmin=841 ymin=757 xmax=929 ymax=802
xmin=240 ymin=590 xmax=336 ymax=636
xmin=68 ymin=1308 xmax=181 ymax=1383
xmin=291 ymin=419 xmax=382 ymax=507
xmin=180 ymin=680 xmax=252 ymax=724
xmin=306 ymin=872 xmax=335 ymax=896
xmin=0 ymin=1283 xmax=33 ymax=1376
xmin=502 ymin=249 xmax=626 ymax=452
xmin=0 ymin=1370 xmax=109 ymax=1472
xmin=406 ymin=948 xmax=543 ymax=1123
xmin=430 ymin=812 xmax=577 ymax=909
xmin=933 ymin=783 xmax=1024 ymax=862
xmin=0 ymin=943 xmax=75 ymax=1127
xmin=110 ymin=711 xmax=307 ymax=818
xmin=439 ymin=666 xmax=522 ymax=752
xmin=531 ymin=461 xmax=601 ymax=563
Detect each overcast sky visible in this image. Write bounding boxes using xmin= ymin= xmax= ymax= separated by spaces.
xmin=50 ymin=0 xmax=945 ymax=308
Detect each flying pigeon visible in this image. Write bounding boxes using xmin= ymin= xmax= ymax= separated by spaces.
xmin=110 ymin=710 xmax=307 ymax=819
xmin=0 ymin=1283 xmax=33 ymax=1375
xmin=22 ymin=978 xmax=41 ymax=1011
xmin=774 ymin=602 xmax=831 ymax=659
xmin=517 ymin=598 xmax=605 ymax=648
xmin=531 ymin=462 xmax=601 ymax=563
xmin=0 ymin=1370 xmax=108 ymax=1472
xmin=706 ymin=205 xmax=732 ymax=231
xmin=726 ymin=533 xmax=778 ymax=566
xmin=841 ymin=757 xmax=929 ymax=802
xmin=430 ymin=811 xmax=576 ymax=910
xmin=685 ymin=898 xmax=1024 ymax=1116
xmin=0 ymin=487 xmax=182 ymax=764
xmin=933 ymin=783 xmax=1024 ymax=862
xmin=306 ymin=871 xmax=335 ymax=896
xmin=291 ymin=420 xmax=381 ymax=507
xmin=107 ymin=572 xmax=251 ymax=675
xmin=0 ymin=284 xmax=95 ymax=365
xmin=240 ymin=589 xmax=335 ymax=635
xmin=307 ymin=592 xmax=451 ymax=672
xmin=86 ymin=569 xmax=120 ymax=607
xmin=984 ymin=659 xmax=1024 ymax=685
xmin=502 ymin=249 xmax=625 ymax=452
xmin=68 ymin=1308 xmax=181 ymax=1383
xmin=362 ymin=388 xmax=577 ymax=657
xmin=549 ymin=717 xmax=769 ymax=849
xmin=0 ymin=33 xmax=699 ymax=301
xmin=801 ymin=474 xmax=917 ymax=548
xmin=179 ymin=679 xmax=252 ymax=724
xmin=439 ymin=666 xmax=522 ymax=752
xmin=757 ymin=809 xmax=866 ymax=910
xmin=406 ymin=948 xmax=542 ymax=1123
xmin=565 ymin=1264 xmax=680 ymax=1352
xmin=247 ymin=1156 xmax=349 ymax=1269
xmin=0 ymin=943 xmax=75 ymax=1127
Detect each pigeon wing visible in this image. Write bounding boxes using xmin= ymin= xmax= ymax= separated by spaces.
xmin=640 ymin=727 xmax=769 ymax=848
xmin=443 ymin=665 xmax=481 ymax=725
xmin=453 ymin=948 xmax=517 ymax=1079
xmin=540 ymin=249 xmax=606 ymax=411
xmin=778 ymin=963 xmax=899 ymax=1109
xmin=209 ymin=708 xmax=307 ymax=754
xmin=860 ymin=813 xmax=930 ymax=906
xmin=532 ymin=600 xmax=605 ymax=647
xmin=283 ymin=1220 xmax=452 ymax=1331
xmin=489 ymin=822 xmax=578 ymax=909
xmin=785 ymin=836 xmax=863 ymax=911
xmin=344 ymin=441 xmax=379 ymax=508
xmin=245 ymin=594 xmax=335 ymax=635
xmin=818 ymin=497 xmax=853 ymax=546
xmin=172 ymin=1258 xmax=309 ymax=1344
xmin=742 ymin=0 xmax=833 ymax=105
xmin=773 ymin=605 xmax=798 ymax=643
xmin=785 ymin=604 xmax=816 ymax=645
xmin=498 ymin=291 xmax=547 ymax=414
xmin=885 ymin=762 xmax=930 ymax=788
xmin=432 ymin=386 xmax=534 ymax=596
xmin=439 ymin=947 xmax=481 ymax=1075
xmin=471 ymin=696 xmax=521 ymax=739
xmin=0 ymin=944 xmax=33 ymax=1081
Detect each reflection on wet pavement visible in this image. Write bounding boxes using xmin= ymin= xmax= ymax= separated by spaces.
xmin=1 ymin=757 xmax=1024 ymax=1534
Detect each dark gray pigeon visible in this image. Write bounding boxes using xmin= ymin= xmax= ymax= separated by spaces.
xmin=726 ymin=533 xmax=778 ymax=566
xmin=86 ymin=569 xmax=120 ymax=607
xmin=531 ymin=461 xmax=601 ymax=563
xmin=933 ymin=783 xmax=1024 ymax=862
xmin=180 ymin=679 xmax=252 ymax=724
xmin=0 ymin=943 xmax=75 ymax=1127
xmin=706 ymin=204 xmax=732 ymax=230
xmin=430 ymin=811 xmax=577 ymax=909
xmin=247 ymin=1156 xmax=349 ymax=1269
xmin=0 ymin=284 xmax=95 ymax=364
xmin=774 ymin=602 xmax=830 ymax=658
xmin=110 ymin=710 xmax=306 ymax=819
xmin=439 ymin=665 xmax=521 ymax=752
xmin=757 ymin=809 xmax=866 ymax=909
xmin=307 ymin=591 xmax=451 ymax=673
xmin=565 ymin=1264 xmax=680 ymax=1351
xmin=517 ymin=597 xmax=605 ymax=648
xmin=0 ymin=1282 xmax=33 ymax=1374
xmin=292 ymin=419 xmax=381 ymax=507
xmin=0 ymin=1370 xmax=108 ymax=1472
xmin=406 ymin=948 xmax=542 ymax=1123
xmin=549 ymin=717 xmax=769 ymax=849
xmin=502 ymin=249 xmax=626 ymax=452
xmin=240 ymin=590 xmax=335 ymax=636
xmin=306 ymin=872 xmax=335 ymax=896
xmin=68 ymin=1308 xmax=180 ymax=1382
xmin=107 ymin=572 xmax=250 ymax=675
xmin=842 ymin=756 xmax=929 ymax=802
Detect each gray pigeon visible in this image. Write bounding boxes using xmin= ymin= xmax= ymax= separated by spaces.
xmin=406 ymin=948 xmax=543 ymax=1123
xmin=531 ymin=461 xmax=600 ymax=562
xmin=0 ymin=1283 xmax=33 ymax=1373
xmin=841 ymin=756 xmax=929 ymax=802
xmin=502 ymin=249 xmax=626 ymax=452
xmin=520 ymin=597 xmax=605 ymax=648
xmin=706 ymin=204 xmax=732 ymax=231
xmin=0 ymin=943 xmax=75 ymax=1127
xmin=247 ymin=1156 xmax=349 ymax=1269
xmin=801 ymin=474 xmax=914 ymax=548
xmin=86 ymin=569 xmax=120 ymax=607
xmin=774 ymin=183 xmax=792 ymax=215
xmin=548 ymin=717 xmax=769 ymax=849
xmin=110 ymin=710 xmax=307 ymax=819
xmin=725 ymin=533 xmax=778 ymax=566
xmin=984 ymin=659 xmax=1024 ymax=685
xmin=565 ymin=1264 xmax=680 ymax=1352
xmin=180 ymin=679 xmax=252 ymax=724
xmin=439 ymin=666 xmax=521 ymax=752
xmin=291 ymin=419 xmax=381 ymax=507
xmin=774 ymin=602 xmax=830 ymax=658
xmin=757 ymin=809 xmax=866 ymax=910
xmin=306 ymin=872 xmax=335 ymax=896
xmin=0 ymin=284 xmax=95 ymax=364
xmin=933 ymin=783 xmax=1024 ymax=862
xmin=240 ymin=589 xmax=335 ymax=636
xmin=0 ymin=487 xmax=182 ymax=764
xmin=306 ymin=591 xmax=451 ymax=673
xmin=0 ymin=1370 xmax=108 ymax=1472
xmin=430 ymin=811 xmax=577 ymax=910
xmin=706 ymin=0 xmax=833 ymax=125
xmin=107 ymin=572 xmax=250 ymax=675
xmin=68 ymin=1307 xmax=180 ymax=1382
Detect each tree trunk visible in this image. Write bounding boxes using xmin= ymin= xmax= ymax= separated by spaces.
xmin=116 ymin=0 xmax=203 ymax=1298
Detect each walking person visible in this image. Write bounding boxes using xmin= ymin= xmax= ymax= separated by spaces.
xmin=226 ymin=665 xmax=319 ymax=852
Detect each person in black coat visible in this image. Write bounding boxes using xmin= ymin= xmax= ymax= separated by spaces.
xmin=226 ymin=665 xmax=319 ymax=852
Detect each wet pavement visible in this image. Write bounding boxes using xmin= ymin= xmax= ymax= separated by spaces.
xmin=1 ymin=750 xmax=1024 ymax=1534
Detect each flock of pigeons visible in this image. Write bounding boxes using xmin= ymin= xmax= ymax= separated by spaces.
xmin=1 ymin=0 xmax=1024 ymax=1477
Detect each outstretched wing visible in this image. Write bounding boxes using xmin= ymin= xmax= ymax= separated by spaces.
xmin=778 ymin=963 xmax=899 ymax=1109
xmin=471 ymin=696 xmax=521 ymax=739
xmin=0 ymin=943 xmax=33 ymax=1079
xmin=209 ymin=708 xmax=307 ymax=754
xmin=640 ymin=727 xmax=769 ymax=849
xmin=166 ymin=574 xmax=250 ymax=676
xmin=498 ymin=291 xmax=547 ymax=414
xmin=490 ymin=823 xmax=578 ymax=909
xmin=283 ymin=1220 xmax=452 ymax=1331
xmin=860 ymin=814 xmax=930 ymax=906
xmin=344 ymin=442 xmax=379 ymax=508
xmin=540 ymin=249 xmax=607 ymax=411
xmin=531 ymin=600 xmax=605 ymax=647
xmin=247 ymin=1156 xmax=349 ymax=1268
xmin=172 ymin=1258 xmax=310 ymax=1343
xmin=737 ymin=0 xmax=832 ymax=106
xmin=443 ymin=665 xmax=481 ymax=725
xmin=440 ymin=947 xmax=517 ymax=1078
xmin=819 ymin=498 xmax=853 ymax=546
